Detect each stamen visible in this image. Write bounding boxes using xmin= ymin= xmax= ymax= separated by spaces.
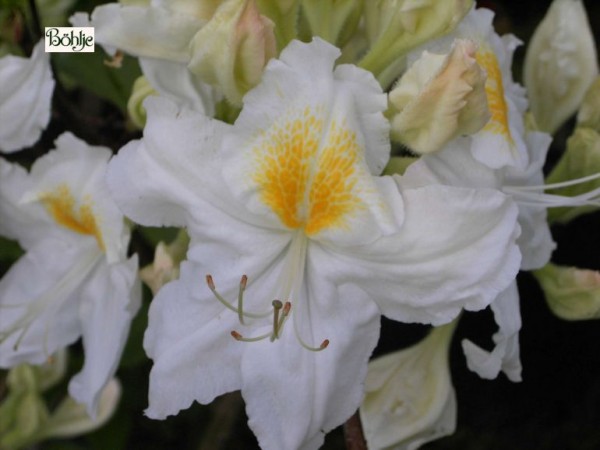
xmin=238 ymin=275 xmax=248 ymax=325
xmin=509 ymin=172 xmax=600 ymax=191
xmin=292 ymin=309 xmax=330 ymax=352
xmin=206 ymin=274 xmax=271 ymax=320
xmin=271 ymin=300 xmax=283 ymax=340
xmin=230 ymin=330 xmax=272 ymax=342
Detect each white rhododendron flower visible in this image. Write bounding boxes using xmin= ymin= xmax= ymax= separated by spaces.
xmin=409 ymin=7 xmax=529 ymax=170
xmin=0 ymin=40 xmax=54 ymax=153
xmin=107 ymin=38 xmax=521 ymax=449
xmin=0 ymin=133 xmax=140 ymax=415
xmin=404 ymin=127 xmax=600 ymax=381
xmin=360 ymin=323 xmax=457 ymax=450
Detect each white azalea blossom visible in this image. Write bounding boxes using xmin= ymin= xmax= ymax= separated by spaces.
xmin=107 ymin=38 xmax=520 ymax=449
xmin=0 ymin=133 xmax=140 ymax=416
xmin=0 ymin=40 xmax=54 ymax=153
xmin=403 ymin=128 xmax=600 ymax=381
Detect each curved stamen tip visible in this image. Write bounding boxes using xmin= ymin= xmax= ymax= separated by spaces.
xmin=240 ymin=275 xmax=248 ymax=289
xmin=282 ymin=302 xmax=292 ymax=315
xmin=206 ymin=274 xmax=215 ymax=290
xmin=231 ymin=330 xmax=243 ymax=340
xmin=320 ymin=339 xmax=330 ymax=350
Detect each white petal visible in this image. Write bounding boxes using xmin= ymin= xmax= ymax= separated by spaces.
xmin=0 ymin=41 xmax=54 ymax=153
xmin=139 ymin=57 xmax=218 ymax=115
xmin=71 ymin=4 xmax=203 ymax=62
xmin=334 ymin=182 xmax=521 ymax=325
xmin=68 ymin=255 xmax=140 ymax=416
xmin=144 ymin=264 xmax=245 ymax=418
xmin=240 ymin=265 xmax=380 ymax=450
xmin=106 ymin=97 xmax=233 ymax=228
xmin=222 ymin=38 xmax=399 ymax=244
xmin=462 ymin=281 xmax=522 ymax=382
xmin=0 ymin=159 xmax=49 ymax=249
xmin=0 ymin=239 xmax=99 ymax=367
xmin=23 ymin=133 xmax=127 ymax=262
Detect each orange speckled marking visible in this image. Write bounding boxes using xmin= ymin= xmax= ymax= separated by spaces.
xmin=253 ymin=108 xmax=364 ymax=235
xmin=42 ymin=184 xmax=105 ymax=251
xmin=476 ymin=46 xmax=513 ymax=144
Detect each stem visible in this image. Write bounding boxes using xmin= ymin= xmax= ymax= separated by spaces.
xmin=343 ymin=411 xmax=367 ymax=450
xmin=27 ymin=0 xmax=42 ymax=41
xmin=197 ymin=392 xmax=244 ymax=450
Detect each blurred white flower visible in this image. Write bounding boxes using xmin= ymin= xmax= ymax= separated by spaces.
xmin=0 ymin=41 xmax=54 ymax=153
xmin=360 ymin=323 xmax=457 ymax=450
xmin=0 ymin=133 xmax=140 ymax=416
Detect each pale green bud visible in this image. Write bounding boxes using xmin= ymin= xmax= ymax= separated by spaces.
xmin=360 ymin=322 xmax=457 ymax=450
xmin=360 ymin=0 xmax=473 ymax=80
xmin=189 ymin=0 xmax=277 ymax=106
xmin=140 ymin=229 xmax=189 ymax=295
xmin=299 ymin=0 xmax=363 ymax=47
xmin=388 ymin=39 xmax=489 ymax=154
xmin=524 ymin=0 xmax=598 ymax=134
xmin=127 ymin=76 xmax=158 ymax=129
xmin=546 ymin=127 xmax=600 ymax=223
xmin=39 ymin=379 xmax=121 ymax=440
xmin=382 ymin=156 xmax=418 ymax=176
xmin=256 ymin=0 xmax=300 ymax=49
xmin=577 ymin=76 xmax=600 ymax=133
xmin=534 ymin=263 xmax=600 ymax=321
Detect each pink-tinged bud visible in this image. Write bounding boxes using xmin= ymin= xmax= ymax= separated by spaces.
xmin=389 ymin=39 xmax=490 ymax=154
xmin=188 ymin=0 xmax=277 ymax=106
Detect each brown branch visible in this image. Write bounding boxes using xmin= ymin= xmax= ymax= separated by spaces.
xmin=344 ymin=410 xmax=368 ymax=450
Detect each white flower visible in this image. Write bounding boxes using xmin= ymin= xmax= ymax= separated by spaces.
xmin=0 ymin=133 xmax=140 ymax=415
xmin=360 ymin=323 xmax=457 ymax=450
xmin=107 ymin=38 xmax=520 ymax=450
xmin=0 ymin=40 xmax=54 ymax=153
xmin=403 ymin=125 xmax=600 ymax=381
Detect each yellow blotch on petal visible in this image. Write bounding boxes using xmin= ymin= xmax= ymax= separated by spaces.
xmin=41 ymin=184 xmax=104 ymax=251
xmin=476 ymin=45 xmax=513 ymax=144
xmin=253 ymin=109 xmax=363 ymax=235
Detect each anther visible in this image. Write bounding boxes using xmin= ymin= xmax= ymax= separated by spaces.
xmin=206 ymin=274 xmax=215 ymax=291
xmin=272 ymin=300 xmax=283 ymax=340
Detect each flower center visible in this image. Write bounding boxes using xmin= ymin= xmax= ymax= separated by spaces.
xmin=205 ymin=233 xmax=329 ymax=351
xmin=40 ymin=184 xmax=105 ymax=251
xmin=252 ymin=107 xmax=365 ymax=236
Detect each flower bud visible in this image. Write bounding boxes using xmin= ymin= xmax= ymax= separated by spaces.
xmin=524 ymin=0 xmax=598 ymax=134
xmin=577 ymin=76 xmax=600 ymax=133
xmin=361 ymin=0 xmax=473 ymax=79
xmin=546 ymin=127 xmax=600 ymax=223
xmin=127 ymin=76 xmax=158 ymax=128
xmin=188 ymin=0 xmax=277 ymax=106
xmin=534 ymin=263 xmax=600 ymax=321
xmin=140 ymin=230 xmax=190 ymax=295
xmin=256 ymin=0 xmax=300 ymax=49
xmin=389 ymin=39 xmax=489 ymax=154
xmin=300 ymin=0 xmax=363 ymax=47
xmin=360 ymin=322 xmax=457 ymax=450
